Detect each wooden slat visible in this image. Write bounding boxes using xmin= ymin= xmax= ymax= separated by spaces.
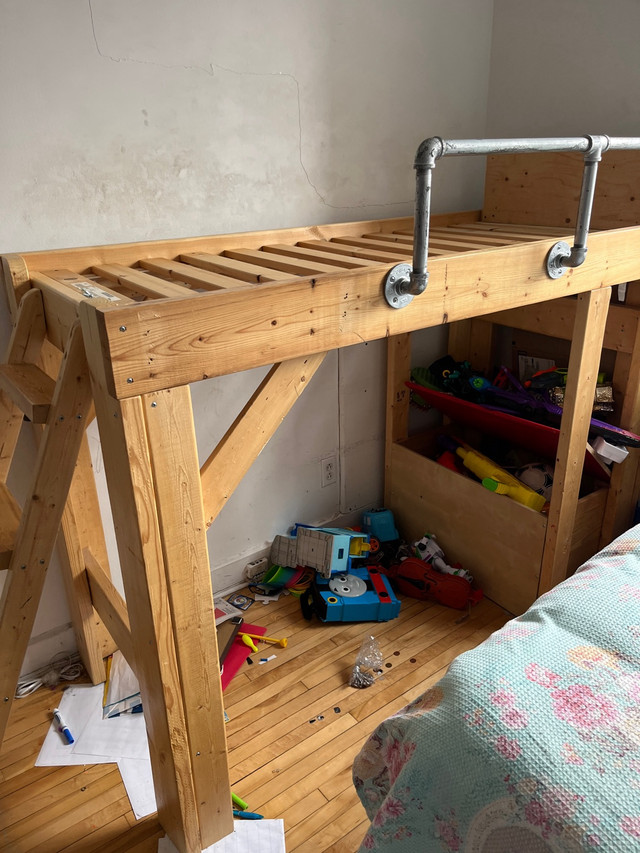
xmin=9 ymin=213 xmax=482 ymax=276
xmin=84 ymin=548 xmax=135 ymax=669
xmin=0 ymin=363 xmax=55 ymax=422
xmin=539 ymin=288 xmax=612 ymax=594
xmin=180 ymin=252 xmax=296 ymax=283
xmin=93 ymin=263 xmax=197 ymax=300
xmin=297 ymin=239 xmax=416 ymax=263
xmin=429 ymin=229 xmax=525 ymax=246
xmin=0 ymin=323 xmax=94 ymax=743
xmin=0 ymin=482 xmax=20 ymax=571
xmin=262 ymin=243 xmax=380 ymax=268
xmin=94 ymin=227 xmax=640 ymax=399
xmin=329 ymin=236 xmax=414 ymax=256
xmin=140 ymin=258 xmax=251 ymax=290
xmin=223 ymin=247 xmax=343 ymax=275
xmin=201 ymin=353 xmax=326 ymax=526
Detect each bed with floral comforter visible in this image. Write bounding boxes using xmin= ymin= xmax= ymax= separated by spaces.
xmin=353 ymin=525 xmax=640 ymax=851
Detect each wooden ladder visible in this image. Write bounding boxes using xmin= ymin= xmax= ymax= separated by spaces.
xmin=0 ymin=262 xmax=234 ymax=852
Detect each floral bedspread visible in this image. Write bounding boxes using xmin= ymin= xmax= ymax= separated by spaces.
xmin=353 ymin=526 xmax=640 ymax=851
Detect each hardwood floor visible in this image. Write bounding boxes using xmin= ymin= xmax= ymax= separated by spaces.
xmin=0 ymin=590 xmax=509 ymax=853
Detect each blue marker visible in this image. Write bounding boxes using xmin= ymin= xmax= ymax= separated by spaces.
xmin=233 ymin=810 xmax=263 ymax=820
xmin=53 ymin=708 xmax=74 ymax=744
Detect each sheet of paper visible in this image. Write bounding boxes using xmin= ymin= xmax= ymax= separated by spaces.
xmin=36 ymin=683 xmax=150 ymax=767
xmin=36 ymin=684 xmax=113 ymax=766
xmin=158 ymin=820 xmax=286 ymax=853
xmin=118 ymin=757 xmax=157 ymax=819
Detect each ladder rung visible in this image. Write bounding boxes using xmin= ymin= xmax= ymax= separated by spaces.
xmin=0 ymin=363 xmax=56 ymax=423
xmin=0 ymin=482 xmax=20 ymax=571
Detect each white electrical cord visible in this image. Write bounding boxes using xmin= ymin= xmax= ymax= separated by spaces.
xmin=15 ymin=653 xmax=84 ymax=698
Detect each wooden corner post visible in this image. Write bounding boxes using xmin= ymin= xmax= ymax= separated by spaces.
xmin=79 ymin=302 xmax=233 ymax=852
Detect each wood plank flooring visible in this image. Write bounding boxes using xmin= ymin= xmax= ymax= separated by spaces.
xmin=0 ymin=589 xmax=509 ymax=853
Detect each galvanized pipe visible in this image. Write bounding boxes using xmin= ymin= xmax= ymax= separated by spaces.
xmin=384 ymin=134 xmax=640 ymax=308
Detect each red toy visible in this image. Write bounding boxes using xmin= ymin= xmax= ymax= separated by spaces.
xmin=383 ymin=558 xmax=483 ymax=610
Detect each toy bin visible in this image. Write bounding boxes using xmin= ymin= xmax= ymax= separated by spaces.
xmin=385 ymin=429 xmax=607 ymax=615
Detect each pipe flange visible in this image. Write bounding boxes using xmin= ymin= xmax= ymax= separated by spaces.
xmin=384 ymin=263 xmax=413 ymax=309
xmin=546 ymin=241 xmax=571 ymax=279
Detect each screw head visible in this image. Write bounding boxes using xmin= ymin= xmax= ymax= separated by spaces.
xmin=119 ymin=325 xmax=127 ymax=332
xmin=127 ymin=377 xmax=134 ymax=384
xmin=151 ymin=401 xmax=157 ymax=408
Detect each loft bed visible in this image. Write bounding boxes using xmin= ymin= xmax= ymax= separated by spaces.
xmin=1 ymin=135 xmax=640 ymax=851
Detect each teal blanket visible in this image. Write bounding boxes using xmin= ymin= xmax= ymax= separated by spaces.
xmin=353 ymin=526 xmax=640 ymax=851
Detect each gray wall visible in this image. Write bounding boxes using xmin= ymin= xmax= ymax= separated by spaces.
xmin=487 ymin=0 xmax=640 ymax=136
xmin=1 ymin=0 xmax=494 ymax=672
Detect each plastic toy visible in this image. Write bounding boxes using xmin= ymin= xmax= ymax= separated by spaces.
xmin=383 ymin=558 xmax=483 ymax=610
xmin=443 ymin=436 xmax=547 ymax=512
xmin=362 ymin=509 xmax=399 ymax=543
xmin=238 ymin=631 xmax=287 ymax=648
xmin=271 ymin=525 xmax=370 ymax=579
xmin=302 ymin=566 xmax=401 ymax=622
xmin=412 ymin=533 xmax=473 ymax=583
xmin=274 ymin=523 xmax=400 ymax=623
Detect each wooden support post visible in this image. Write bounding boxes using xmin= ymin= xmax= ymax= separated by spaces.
xmin=539 ymin=288 xmax=612 ymax=594
xmin=145 ymin=386 xmax=233 ymax=846
xmin=0 ymin=323 xmax=94 ymax=741
xmin=384 ymin=334 xmax=411 ymax=508
xmin=80 ymin=304 xmax=233 ymax=852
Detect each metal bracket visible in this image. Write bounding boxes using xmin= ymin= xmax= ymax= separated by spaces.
xmin=546 ymin=241 xmax=572 ymax=279
xmin=383 ymin=264 xmax=414 ymax=309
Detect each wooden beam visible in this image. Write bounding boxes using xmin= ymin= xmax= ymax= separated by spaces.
xmin=0 ymin=289 xmax=48 ymax=482
xmin=0 ymin=482 xmax=20 ymax=571
xmin=538 ymin=288 xmax=612 ymax=594
xmin=483 ymin=300 xmax=639 ymax=354
xmin=201 ymin=353 xmax=326 ymax=526
xmin=84 ymin=548 xmax=134 ymax=670
xmin=80 ymin=301 xmax=228 ymax=852
xmin=384 ymin=334 xmax=411 ymax=511
xmin=0 ymin=323 xmax=94 ymax=743
xmin=0 ymin=255 xmax=30 ymax=318
xmin=144 ymin=385 xmax=233 ymax=847
xmin=92 ymin=226 xmax=640 ymax=399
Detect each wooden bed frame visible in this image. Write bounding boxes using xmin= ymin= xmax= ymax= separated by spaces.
xmin=1 ymin=150 xmax=639 ymax=851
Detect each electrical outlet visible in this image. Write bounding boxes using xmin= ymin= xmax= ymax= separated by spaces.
xmin=321 ymin=454 xmax=337 ymax=488
xmin=244 ymin=557 xmax=268 ymax=580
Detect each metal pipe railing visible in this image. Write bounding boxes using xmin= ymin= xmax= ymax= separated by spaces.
xmin=384 ymin=134 xmax=640 ymax=308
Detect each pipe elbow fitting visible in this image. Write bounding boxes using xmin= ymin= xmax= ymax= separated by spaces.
xmin=415 ymin=137 xmax=444 ymax=170
xmin=409 ymin=271 xmax=429 ymax=295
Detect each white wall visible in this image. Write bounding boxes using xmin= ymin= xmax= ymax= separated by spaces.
xmin=0 ymin=0 xmax=494 ymax=672
xmin=487 ymin=0 xmax=640 ymax=136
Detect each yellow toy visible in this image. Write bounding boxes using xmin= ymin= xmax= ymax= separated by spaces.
xmin=455 ymin=441 xmax=547 ymax=512
xmin=238 ymin=631 xmax=288 ymax=649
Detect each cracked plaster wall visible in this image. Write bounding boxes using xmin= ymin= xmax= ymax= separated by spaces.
xmin=0 ymin=0 xmax=495 ymax=671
